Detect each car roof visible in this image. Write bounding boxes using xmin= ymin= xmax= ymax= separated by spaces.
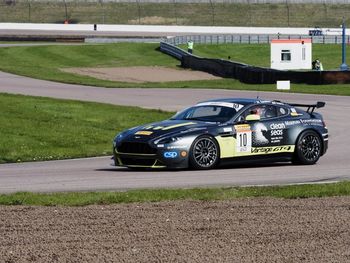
xmin=197 ymin=98 xmax=268 ymax=106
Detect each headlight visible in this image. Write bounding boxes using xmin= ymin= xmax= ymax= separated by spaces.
xmin=154 ymin=136 xmax=182 ymax=145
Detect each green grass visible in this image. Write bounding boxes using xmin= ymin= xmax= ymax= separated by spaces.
xmin=1 ymin=42 xmax=350 ymax=96
xmin=0 ymin=93 xmax=172 ymax=163
xmin=1 ymin=181 xmax=350 ymax=206
xmin=1 ymin=1 xmax=350 ymax=27
xmin=0 ymin=43 xmax=179 ymax=87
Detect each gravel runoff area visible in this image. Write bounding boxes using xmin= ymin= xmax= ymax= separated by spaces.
xmin=1 ymin=197 xmax=350 ymax=263
xmin=62 ymin=66 xmax=221 ymax=83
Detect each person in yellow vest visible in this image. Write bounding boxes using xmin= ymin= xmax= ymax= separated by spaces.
xmin=187 ymin=40 xmax=194 ymax=54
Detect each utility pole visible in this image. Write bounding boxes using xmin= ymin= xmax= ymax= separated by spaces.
xmin=340 ymin=17 xmax=349 ymax=71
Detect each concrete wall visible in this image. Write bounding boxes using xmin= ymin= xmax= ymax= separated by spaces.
xmin=0 ymin=23 xmax=346 ymax=36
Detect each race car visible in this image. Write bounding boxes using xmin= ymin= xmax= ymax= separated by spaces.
xmin=113 ymin=98 xmax=328 ymax=169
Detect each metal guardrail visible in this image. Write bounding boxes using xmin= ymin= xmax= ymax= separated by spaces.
xmin=159 ymin=41 xmax=189 ymax=60
xmin=164 ymin=34 xmax=350 ymax=45
xmin=160 ymin=33 xmax=350 ymax=61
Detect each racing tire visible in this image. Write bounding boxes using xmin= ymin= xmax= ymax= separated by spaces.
xmin=293 ymin=130 xmax=322 ymax=165
xmin=189 ymin=135 xmax=220 ymax=170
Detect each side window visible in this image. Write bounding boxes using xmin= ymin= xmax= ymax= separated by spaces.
xmin=263 ymin=105 xmax=277 ymax=119
xmin=237 ymin=104 xmax=279 ymax=122
xmin=247 ymin=105 xmax=277 ymax=120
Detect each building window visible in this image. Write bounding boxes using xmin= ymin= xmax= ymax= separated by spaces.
xmin=281 ymin=50 xmax=291 ymax=62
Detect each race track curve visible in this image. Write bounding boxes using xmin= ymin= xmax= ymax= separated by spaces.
xmin=0 ymin=70 xmax=349 ymax=193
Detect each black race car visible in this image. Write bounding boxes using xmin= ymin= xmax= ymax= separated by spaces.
xmin=113 ymin=98 xmax=328 ymax=169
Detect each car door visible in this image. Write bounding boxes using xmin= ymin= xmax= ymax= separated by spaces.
xmin=249 ymin=104 xmax=292 ymax=155
xmin=234 ymin=104 xmax=286 ymax=155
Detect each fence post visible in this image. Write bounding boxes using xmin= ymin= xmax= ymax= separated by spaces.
xmin=63 ymin=0 xmax=68 ymax=22
xmin=173 ymin=0 xmax=177 ymax=25
xmin=27 ymin=0 xmax=31 ymax=22
xmin=209 ymin=0 xmax=215 ymax=26
xmin=99 ymin=0 xmax=105 ymax=24
xmin=286 ymin=0 xmax=290 ymax=26
xmin=136 ymin=0 xmax=141 ymax=24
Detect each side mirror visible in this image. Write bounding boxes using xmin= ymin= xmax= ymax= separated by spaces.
xmin=245 ymin=114 xmax=261 ymax=122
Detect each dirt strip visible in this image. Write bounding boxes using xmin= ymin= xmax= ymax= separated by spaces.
xmin=1 ymin=197 xmax=350 ymax=263
xmin=62 ymin=66 xmax=221 ymax=83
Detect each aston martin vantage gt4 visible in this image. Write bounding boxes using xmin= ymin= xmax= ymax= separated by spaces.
xmin=113 ymin=98 xmax=328 ymax=169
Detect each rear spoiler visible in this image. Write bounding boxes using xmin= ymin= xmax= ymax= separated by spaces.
xmin=288 ymin=101 xmax=326 ymax=114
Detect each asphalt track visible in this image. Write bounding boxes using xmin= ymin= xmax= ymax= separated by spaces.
xmin=0 ymin=70 xmax=349 ymax=193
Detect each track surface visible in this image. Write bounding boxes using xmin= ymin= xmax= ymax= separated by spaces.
xmin=0 ymin=70 xmax=349 ymax=193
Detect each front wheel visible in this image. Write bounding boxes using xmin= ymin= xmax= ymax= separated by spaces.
xmin=189 ymin=136 xmax=219 ymax=170
xmin=294 ymin=130 xmax=322 ymax=165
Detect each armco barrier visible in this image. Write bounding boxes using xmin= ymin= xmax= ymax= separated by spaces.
xmin=181 ymin=54 xmax=350 ymax=85
xmin=164 ymin=34 xmax=350 ymax=45
xmin=159 ymin=42 xmax=189 ymax=60
xmin=160 ymin=41 xmax=350 ymax=85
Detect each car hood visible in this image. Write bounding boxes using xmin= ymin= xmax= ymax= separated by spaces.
xmin=123 ymin=120 xmax=215 ymax=142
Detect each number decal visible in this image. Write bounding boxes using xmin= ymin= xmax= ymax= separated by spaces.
xmin=235 ymin=125 xmax=252 ymax=153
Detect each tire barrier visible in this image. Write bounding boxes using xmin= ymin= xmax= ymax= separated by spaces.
xmin=160 ymin=41 xmax=350 ymax=85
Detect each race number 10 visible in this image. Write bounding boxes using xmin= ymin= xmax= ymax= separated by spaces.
xmin=235 ymin=125 xmax=252 ymax=153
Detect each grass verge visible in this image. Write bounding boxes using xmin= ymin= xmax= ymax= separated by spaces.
xmin=1 ymin=181 xmax=350 ymax=206
xmin=1 ymin=2 xmax=350 ymax=27
xmin=0 ymin=93 xmax=172 ymax=163
xmin=1 ymin=43 xmax=350 ymax=95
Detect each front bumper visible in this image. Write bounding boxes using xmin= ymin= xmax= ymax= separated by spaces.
xmin=113 ymin=143 xmax=189 ymax=169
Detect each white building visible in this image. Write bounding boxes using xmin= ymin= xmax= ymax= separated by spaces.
xmin=270 ymin=39 xmax=312 ymax=70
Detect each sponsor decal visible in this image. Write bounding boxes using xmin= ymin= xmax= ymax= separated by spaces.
xmin=271 ymin=130 xmax=283 ymax=136
xmin=167 ymin=145 xmax=187 ymax=150
xmin=164 ymin=151 xmax=178 ymax=158
xmin=279 ymin=107 xmax=287 ymax=115
xmin=300 ymin=119 xmax=323 ymax=126
xmin=290 ymin=108 xmax=299 ymax=116
xmin=135 ymin=131 xmax=153 ymax=136
xmin=196 ymin=102 xmax=244 ymax=111
xmin=235 ymin=124 xmax=250 ymax=131
xmin=272 ymin=101 xmax=284 ymax=105
xmin=270 ymin=122 xmax=285 ymax=138
xmin=252 ymin=123 xmax=269 ymax=145
xmin=140 ymin=122 xmax=196 ymax=131
xmin=157 ymin=144 xmax=165 ymax=148
xmin=270 ymin=123 xmax=286 ymax=130
xmin=285 ymin=120 xmax=301 ymax=126
xmin=251 ymin=146 xmax=293 ymax=154
xmin=223 ymin=127 xmax=233 ymax=132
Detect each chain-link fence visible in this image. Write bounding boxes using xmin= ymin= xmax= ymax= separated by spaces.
xmin=1 ymin=0 xmax=350 ymax=27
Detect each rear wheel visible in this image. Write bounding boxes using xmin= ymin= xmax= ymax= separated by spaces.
xmin=294 ymin=130 xmax=322 ymax=165
xmin=189 ymin=136 xmax=219 ymax=169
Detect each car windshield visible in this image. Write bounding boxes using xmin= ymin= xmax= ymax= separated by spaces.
xmin=170 ymin=104 xmax=242 ymax=123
